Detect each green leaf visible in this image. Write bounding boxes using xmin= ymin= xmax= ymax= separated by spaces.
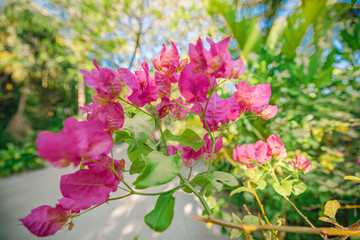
xmin=133 ymin=151 xmax=182 ymax=189
xmin=210 ymin=171 xmax=238 ymax=191
xmin=123 ymin=113 xmax=155 ymax=145
xmin=255 ymin=180 xmax=267 ymax=190
xmin=344 ymin=175 xmax=360 ymax=183
xmin=243 ymin=215 xmax=265 ymax=225
xmin=290 ymin=179 xmax=307 ymax=196
xmin=114 ymin=129 xmax=135 ymax=148
xmin=129 ymin=158 xmax=145 ymax=175
xmin=272 ymin=181 xmax=292 ymax=196
xmin=230 ymin=228 xmax=243 ymax=240
xmin=163 ymin=129 xmax=205 ymax=151
xmin=144 ymin=191 xmax=175 ymax=232
xmin=230 ymin=186 xmax=252 ymax=196
xmin=127 ymin=143 xmax=152 ymax=162
xmin=324 ymin=200 xmax=340 ymax=220
xmin=182 ymin=173 xmax=214 ymax=197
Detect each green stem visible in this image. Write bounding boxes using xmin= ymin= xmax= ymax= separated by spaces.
xmin=178 ymin=173 xmax=212 ymax=216
xmin=132 ymin=185 xmax=184 ymax=196
xmin=154 ymin=115 xmax=169 ymax=155
xmin=118 ymin=96 xmax=154 ymax=119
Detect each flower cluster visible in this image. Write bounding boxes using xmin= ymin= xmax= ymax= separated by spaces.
xmin=21 ymin=35 xmax=280 ymax=237
xmin=233 ymin=134 xmax=313 ymax=174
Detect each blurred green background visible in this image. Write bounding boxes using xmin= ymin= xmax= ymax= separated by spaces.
xmin=0 ymin=0 xmax=359 ymax=239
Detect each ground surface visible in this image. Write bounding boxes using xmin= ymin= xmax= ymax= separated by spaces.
xmin=0 ymin=144 xmax=228 ymax=240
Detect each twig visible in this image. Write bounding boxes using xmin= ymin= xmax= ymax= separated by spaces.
xmin=190 ymin=216 xmax=360 ymax=236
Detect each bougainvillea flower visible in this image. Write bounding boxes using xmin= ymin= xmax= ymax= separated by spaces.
xmin=289 ymin=154 xmax=313 ymax=173
xmin=192 ymin=93 xmax=230 ymax=131
xmin=254 ymin=140 xmax=272 ymax=164
xmin=256 ymin=105 xmax=278 ymax=120
xmin=189 ymin=36 xmax=245 ymax=79
xmin=233 ymin=144 xmax=256 ymax=165
xmin=152 ymin=42 xmax=188 ymax=76
xmin=202 ymin=133 xmax=223 ymax=159
xmin=179 ymin=64 xmax=211 ymax=104
xmin=60 ymin=166 xmax=120 ymax=208
xmin=189 ymin=37 xmax=230 ymax=76
xmin=155 ymin=72 xmax=172 ymax=98
xmin=58 ymin=197 xmax=90 ymax=214
xmin=79 ymin=60 xmax=124 ymax=104
xmin=121 ymin=62 xmax=158 ymax=107
xmin=267 ymin=134 xmax=287 ymax=159
xmin=36 ymin=118 xmax=113 ymax=167
xmin=20 ymin=205 xmax=68 ymax=237
xmin=234 ymin=81 xmax=271 ymax=112
xmin=177 ymin=144 xmax=205 ymax=167
xmin=226 ymin=95 xmax=244 ymax=121
xmin=216 ymin=52 xmax=246 ymax=79
xmin=169 ymin=97 xmax=190 ymax=120
xmin=80 ymin=101 xmax=125 ymax=131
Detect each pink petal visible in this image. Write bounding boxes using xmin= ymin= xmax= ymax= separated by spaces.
xmin=178 ymin=64 xmax=210 ymax=104
xmin=20 ymin=205 xmax=68 ymax=237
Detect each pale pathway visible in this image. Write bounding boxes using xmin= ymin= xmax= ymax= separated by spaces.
xmin=0 ymin=144 xmax=228 ymax=240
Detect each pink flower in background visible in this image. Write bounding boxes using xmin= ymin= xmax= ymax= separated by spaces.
xmin=20 ymin=205 xmax=68 ymax=237
xmin=121 ymin=62 xmax=159 ymax=107
xmin=256 ymin=105 xmax=278 ymax=120
xmin=233 ymin=144 xmax=256 ymax=165
xmin=254 ymin=140 xmax=272 ymax=164
xmin=267 ymin=134 xmax=287 ymax=159
xmin=178 ymin=144 xmax=205 ymax=167
xmin=290 ymin=154 xmax=313 ymax=173
xmin=36 ymin=118 xmax=113 ymax=167
xmin=80 ymin=101 xmax=124 ymax=131
xmin=202 ymin=133 xmax=223 ymax=159
xmin=152 ymin=42 xmax=188 ymax=77
xmin=357 ymin=158 xmax=360 ymax=166
xmin=79 ymin=60 xmax=124 ymax=104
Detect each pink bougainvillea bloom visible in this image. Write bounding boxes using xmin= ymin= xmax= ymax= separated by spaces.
xmin=20 ymin=204 xmax=68 ymax=237
xmin=267 ymin=134 xmax=287 ymax=159
xmin=60 ymin=166 xmax=120 ymax=208
xmin=79 ymin=60 xmax=124 ymax=104
xmin=36 ymin=118 xmax=113 ymax=167
xmin=58 ymin=197 xmax=90 ymax=214
xmin=254 ymin=140 xmax=272 ymax=164
xmin=170 ymin=97 xmax=190 ymax=120
xmin=256 ymin=105 xmax=278 ymax=120
xmin=189 ymin=36 xmax=230 ymax=75
xmin=189 ymin=36 xmax=245 ymax=79
xmin=178 ymin=64 xmax=211 ymax=104
xmin=226 ymin=95 xmax=244 ymax=121
xmin=193 ymin=93 xmax=230 ymax=131
xmin=357 ymin=158 xmax=360 ymax=166
xmin=80 ymin=101 xmax=125 ymax=131
xmin=202 ymin=133 xmax=223 ymax=159
xmin=155 ymin=72 xmax=172 ymax=98
xmin=121 ymin=62 xmax=158 ymax=107
xmin=152 ymin=42 xmax=188 ymax=77
xmin=234 ymin=81 xmax=271 ymax=112
xmin=289 ymin=154 xmax=313 ymax=173
xmin=177 ymin=144 xmax=205 ymax=167
xmin=233 ymin=144 xmax=256 ymax=165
